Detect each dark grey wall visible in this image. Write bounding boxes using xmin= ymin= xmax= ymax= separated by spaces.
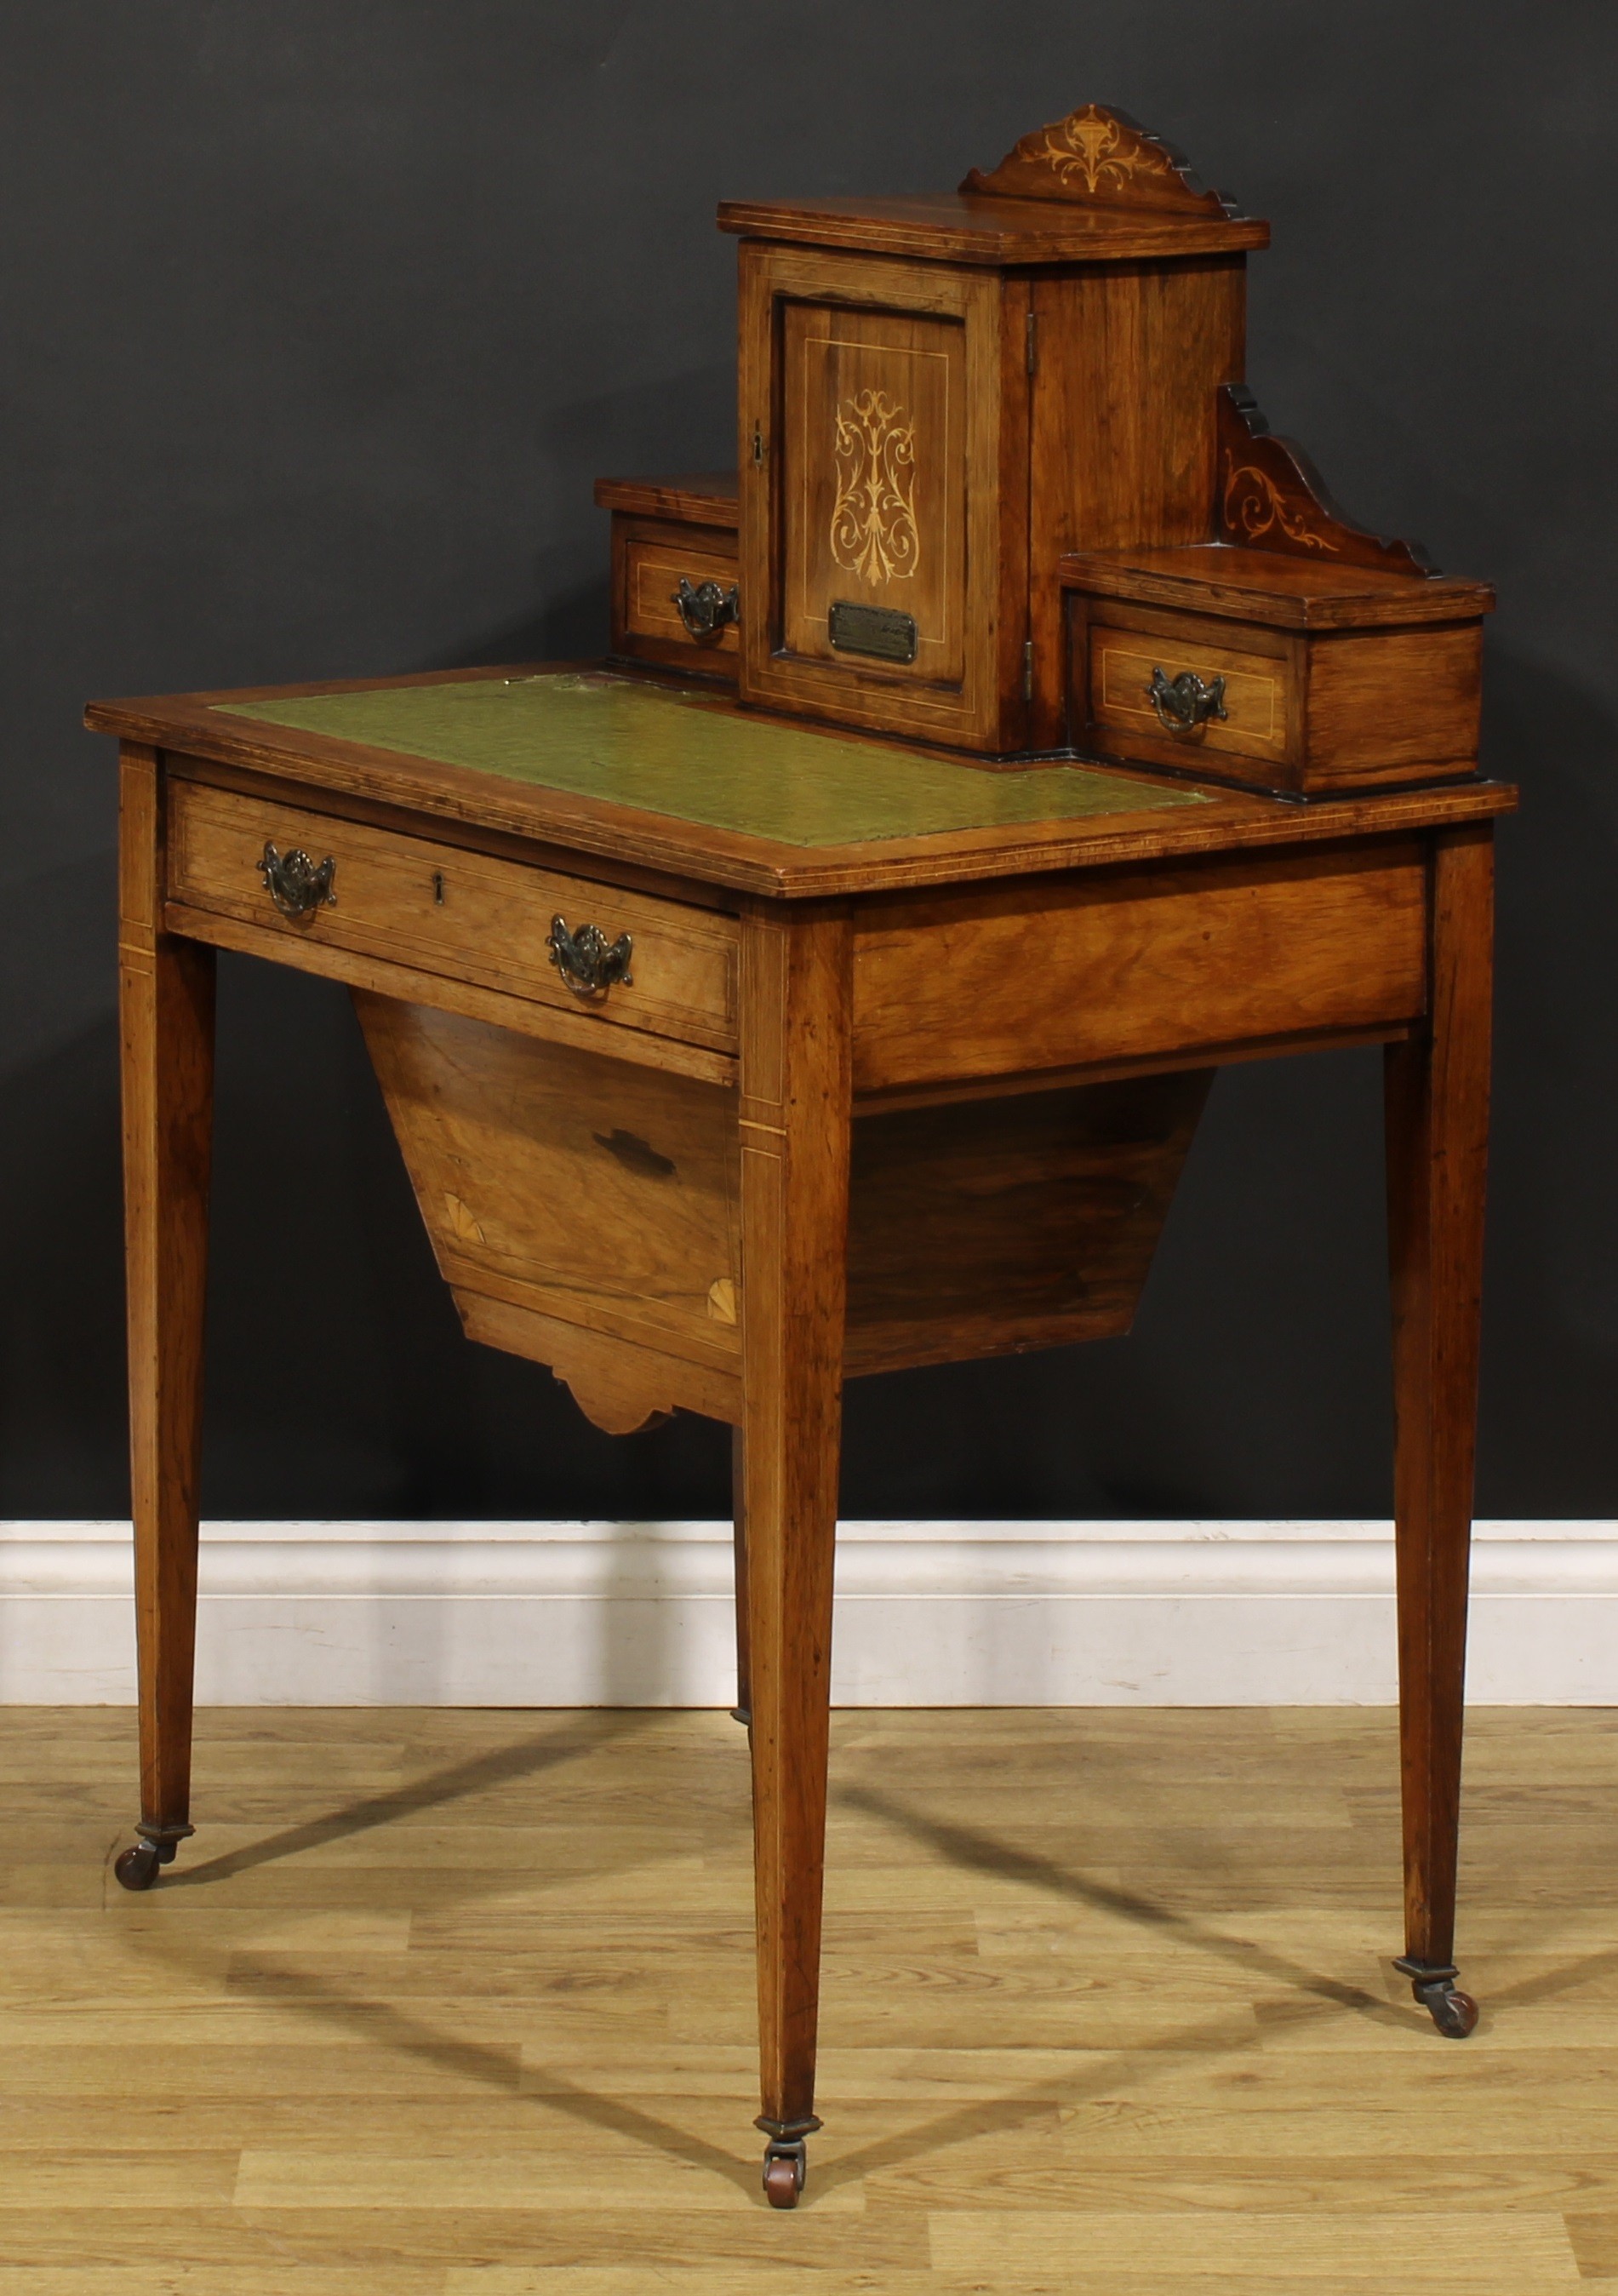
xmin=3 ymin=3 xmax=1612 ymax=1520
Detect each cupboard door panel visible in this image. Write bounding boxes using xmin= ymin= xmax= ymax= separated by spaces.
xmin=781 ymin=303 xmax=966 ymax=686
xmin=738 ymin=243 xmax=1026 ymax=753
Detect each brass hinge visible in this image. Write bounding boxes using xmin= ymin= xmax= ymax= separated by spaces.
xmin=1026 ymin=310 xmax=1037 ymax=376
xmin=1022 ymin=639 xmax=1034 ymax=701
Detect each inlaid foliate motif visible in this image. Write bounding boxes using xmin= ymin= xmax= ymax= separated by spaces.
xmin=1222 ymin=459 xmax=1341 ymax=554
xmin=1213 ymin=385 xmax=1437 ymax=575
xmin=1038 ymin=105 xmax=1153 ymax=197
xmin=830 ymin=389 xmax=919 ymax=587
xmin=960 ymin=101 xmax=1232 ymax=216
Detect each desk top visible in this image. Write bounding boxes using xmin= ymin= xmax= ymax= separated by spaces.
xmin=88 ymin=663 xmax=1516 ymax=901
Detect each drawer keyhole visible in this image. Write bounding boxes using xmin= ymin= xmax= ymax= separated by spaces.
xmin=432 ymin=872 xmax=445 ymax=905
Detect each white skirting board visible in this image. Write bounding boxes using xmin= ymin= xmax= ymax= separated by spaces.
xmin=1 ymin=1520 xmax=1615 ymax=1705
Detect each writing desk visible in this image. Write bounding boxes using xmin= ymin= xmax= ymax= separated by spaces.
xmin=88 ymin=661 xmax=1512 ymax=2204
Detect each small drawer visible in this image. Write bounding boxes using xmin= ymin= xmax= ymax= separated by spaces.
xmin=166 ymin=779 xmax=739 ymax=1052
xmin=1064 ymin=547 xmax=1489 ymax=798
xmin=1089 ymin=605 xmax=1291 ymax=770
xmin=610 ymin=512 xmax=740 ymax=679
xmin=626 ymin=531 xmax=740 ymax=655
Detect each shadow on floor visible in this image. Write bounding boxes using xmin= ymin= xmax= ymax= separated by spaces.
xmin=108 ymin=1718 xmax=1449 ymax=2209
xmin=151 ymin=1709 xmax=664 ymax=1888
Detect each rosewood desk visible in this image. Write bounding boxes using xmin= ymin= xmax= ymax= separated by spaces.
xmin=89 ymin=664 xmax=1511 ymax=2206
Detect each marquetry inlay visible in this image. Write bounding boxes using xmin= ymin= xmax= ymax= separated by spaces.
xmin=1223 ymin=458 xmax=1341 ymax=554
xmin=1038 ymin=104 xmax=1151 ymax=196
xmin=830 ymin=388 xmax=919 ymax=586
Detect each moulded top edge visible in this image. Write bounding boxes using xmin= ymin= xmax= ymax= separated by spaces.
xmin=716 ymin=192 xmax=1270 ymax=265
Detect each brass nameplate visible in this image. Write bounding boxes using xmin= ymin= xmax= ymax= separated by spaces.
xmin=828 ymin=600 xmax=918 ymax=665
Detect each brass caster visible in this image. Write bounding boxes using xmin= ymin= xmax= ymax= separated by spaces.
xmin=1417 ymin=1979 xmax=1479 ymax=2038
xmin=113 ymin=1824 xmax=190 ymax=1892
xmin=114 ymin=1840 xmax=169 ymax=1892
xmin=763 ymin=2139 xmax=806 ymax=2208
xmin=1396 ymin=1957 xmax=1479 ymax=2038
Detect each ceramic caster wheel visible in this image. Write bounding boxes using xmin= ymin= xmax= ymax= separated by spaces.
xmin=763 ymin=2144 xmax=806 ymax=2208
xmin=1417 ymin=1980 xmax=1479 ymax=2039
xmin=114 ymin=1840 xmax=166 ymax=1892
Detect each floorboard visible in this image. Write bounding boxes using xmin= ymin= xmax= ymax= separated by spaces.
xmin=0 ymin=1705 xmax=1614 ymax=2291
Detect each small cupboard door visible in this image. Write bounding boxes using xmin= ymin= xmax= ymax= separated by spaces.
xmin=780 ymin=302 xmax=966 ymax=687
xmin=737 ymin=242 xmax=1027 ymax=753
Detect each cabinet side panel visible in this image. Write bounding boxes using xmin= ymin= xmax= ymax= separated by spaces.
xmin=1030 ymin=258 xmax=1246 ymax=747
xmin=1305 ymin=625 xmax=1484 ymax=782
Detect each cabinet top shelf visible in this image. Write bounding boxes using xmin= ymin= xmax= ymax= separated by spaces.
xmin=716 ymin=190 xmax=1268 ymax=266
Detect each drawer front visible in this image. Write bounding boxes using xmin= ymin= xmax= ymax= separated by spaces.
xmin=167 ymin=780 xmax=738 ymax=1051
xmin=1089 ymin=604 xmax=1292 ymax=768
xmin=610 ymin=512 xmax=739 ymax=678
xmin=625 ymin=532 xmax=740 ymax=657
xmin=853 ymin=839 xmax=1426 ymax=1092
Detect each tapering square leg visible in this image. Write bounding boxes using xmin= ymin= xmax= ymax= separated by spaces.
xmin=737 ymin=904 xmax=852 ymax=2206
xmin=1385 ymin=822 xmax=1493 ymax=2036
xmin=117 ymin=743 xmax=214 ymax=1891
xmin=730 ymin=1426 xmax=752 ymax=1727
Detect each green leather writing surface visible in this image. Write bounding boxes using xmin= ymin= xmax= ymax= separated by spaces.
xmin=218 ymin=671 xmax=1203 ymax=848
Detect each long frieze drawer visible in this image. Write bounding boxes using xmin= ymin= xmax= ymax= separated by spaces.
xmin=167 ymin=780 xmax=739 ymax=1051
xmin=851 ymin=839 xmax=1426 ymax=1091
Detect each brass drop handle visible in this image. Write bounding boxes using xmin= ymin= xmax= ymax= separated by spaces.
xmin=547 ymin=914 xmax=633 ymax=998
xmin=258 ymin=840 xmax=336 ymax=920
xmin=1146 ymin=665 xmax=1227 ymax=734
xmin=672 ymin=577 xmax=740 ymax=641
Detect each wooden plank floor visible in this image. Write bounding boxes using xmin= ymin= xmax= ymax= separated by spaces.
xmin=3 ymin=1705 xmax=1617 ymax=2293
